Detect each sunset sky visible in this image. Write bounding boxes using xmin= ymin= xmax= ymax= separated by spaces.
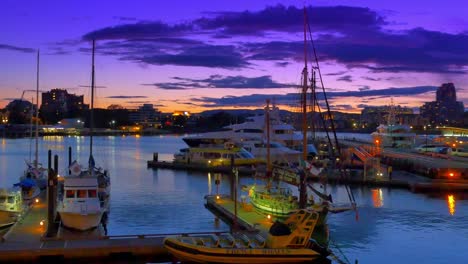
xmin=1 ymin=0 xmax=467 ymax=113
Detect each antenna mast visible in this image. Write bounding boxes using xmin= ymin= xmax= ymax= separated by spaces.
xmin=90 ymin=40 xmax=95 ymax=161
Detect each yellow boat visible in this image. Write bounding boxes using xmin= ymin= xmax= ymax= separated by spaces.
xmin=163 ymin=209 xmax=330 ymax=264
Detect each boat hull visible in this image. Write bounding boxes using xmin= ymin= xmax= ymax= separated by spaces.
xmin=164 ymin=238 xmax=324 ymax=264
xmin=0 ymin=211 xmax=20 ymax=228
xmin=58 ymin=211 xmax=103 ymax=231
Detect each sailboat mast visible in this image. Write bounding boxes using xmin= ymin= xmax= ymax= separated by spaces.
xmin=34 ymin=50 xmax=39 ymax=168
xmin=266 ymin=99 xmax=271 ymax=177
xmin=302 ymin=8 xmax=308 ymax=162
xmin=299 ymin=7 xmax=309 ymax=209
xmin=90 ymin=40 xmax=95 ymax=159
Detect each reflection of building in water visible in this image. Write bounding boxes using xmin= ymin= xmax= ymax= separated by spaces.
xmin=371 ymin=189 xmax=384 ymax=208
xmin=447 ymin=195 xmax=455 ymax=216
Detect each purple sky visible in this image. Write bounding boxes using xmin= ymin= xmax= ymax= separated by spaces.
xmin=1 ymin=0 xmax=467 ymax=113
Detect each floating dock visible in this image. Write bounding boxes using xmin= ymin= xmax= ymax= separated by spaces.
xmin=147 ymin=159 xmax=257 ymax=175
xmin=0 ymin=191 xmax=171 ymax=263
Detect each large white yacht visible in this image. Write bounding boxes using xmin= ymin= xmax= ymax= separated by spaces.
xmin=182 ymin=103 xmax=307 ymax=163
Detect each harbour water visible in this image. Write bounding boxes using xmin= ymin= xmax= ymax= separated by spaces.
xmin=1 ymin=135 xmax=467 ymax=264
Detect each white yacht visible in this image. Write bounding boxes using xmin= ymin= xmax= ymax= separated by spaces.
xmin=182 ymin=103 xmax=309 ymax=163
xmin=0 ymin=187 xmax=24 ymax=228
xmin=57 ymin=161 xmax=110 ymax=231
xmin=371 ymin=99 xmax=416 ymax=148
xmin=371 ymin=124 xmax=416 ymax=148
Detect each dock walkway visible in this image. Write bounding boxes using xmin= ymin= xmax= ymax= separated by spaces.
xmin=0 ymin=192 xmax=170 ymax=263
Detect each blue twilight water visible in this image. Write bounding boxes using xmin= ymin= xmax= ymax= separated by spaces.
xmin=1 ymin=135 xmax=467 ymax=264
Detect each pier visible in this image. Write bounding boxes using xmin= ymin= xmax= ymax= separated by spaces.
xmin=0 ymin=190 xmax=171 ymax=263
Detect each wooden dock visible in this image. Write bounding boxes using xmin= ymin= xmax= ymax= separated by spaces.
xmin=0 ymin=191 xmax=172 ymax=263
xmin=147 ymin=159 xmax=257 ymax=175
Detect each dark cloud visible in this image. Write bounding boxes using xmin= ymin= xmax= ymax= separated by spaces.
xmin=82 ymin=21 xmax=192 ymax=41
xmin=337 ymin=75 xmax=353 ymax=82
xmin=362 ymin=76 xmax=381 ymax=81
xmin=106 ymin=95 xmax=148 ymax=99
xmin=137 ymin=45 xmax=248 ymax=68
xmin=195 ymin=5 xmax=384 ymax=35
xmin=192 ymin=85 xmax=437 ymax=108
xmin=326 ymin=71 xmax=347 ymax=76
xmin=0 ymin=44 xmax=35 ymax=53
xmin=359 ymin=86 xmax=371 ymax=91
xmin=144 ymin=75 xmax=296 ymax=90
xmin=77 ymin=5 xmax=468 ymax=74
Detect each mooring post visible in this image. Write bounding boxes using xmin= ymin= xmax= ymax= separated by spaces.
xmin=46 ymin=150 xmax=53 ymax=236
xmin=68 ymin=146 xmax=72 ymax=175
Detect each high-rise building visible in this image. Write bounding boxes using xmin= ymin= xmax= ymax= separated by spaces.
xmin=40 ymin=89 xmax=89 ymax=124
xmin=420 ymin=83 xmax=464 ymax=126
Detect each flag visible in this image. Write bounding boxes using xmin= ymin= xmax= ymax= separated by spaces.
xmin=69 ymin=160 xmax=82 ymax=176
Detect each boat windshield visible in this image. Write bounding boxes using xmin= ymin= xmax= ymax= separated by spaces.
xmin=0 ymin=196 xmax=6 ymax=203
xmin=238 ymin=149 xmax=255 ymax=158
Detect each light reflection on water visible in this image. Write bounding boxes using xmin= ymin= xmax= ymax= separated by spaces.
xmin=0 ymin=135 xmax=467 ymax=263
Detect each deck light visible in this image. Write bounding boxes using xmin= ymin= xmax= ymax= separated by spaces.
xmin=40 ymin=220 xmax=45 ymax=226
xmin=449 ymin=173 xmax=454 ymax=177
xmin=267 ymin=214 xmax=271 ymax=220
xmin=35 ymin=198 xmax=39 ymax=203
xmin=216 ymin=195 xmax=220 ymax=200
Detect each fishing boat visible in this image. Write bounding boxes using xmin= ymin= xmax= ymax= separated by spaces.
xmin=56 ymin=40 xmax=111 ymax=231
xmin=0 ymin=187 xmax=24 ymax=228
xmin=163 ymin=208 xmax=331 ymax=264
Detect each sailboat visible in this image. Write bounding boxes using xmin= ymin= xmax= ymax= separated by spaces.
xmin=16 ymin=50 xmax=44 ymax=202
xmin=56 ymin=40 xmax=111 ymax=231
xmin=246 ymin=8 xmax=357 ymax=227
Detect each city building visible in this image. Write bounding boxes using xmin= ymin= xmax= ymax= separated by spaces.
xmin=420 ymin=83 xmax=465 ymax=126
xmin=128 ymin=104 xmax=161 ymax=127
xmin=40 ymin=89 xmax=89 ymax=124
xmin=360 ymin=105 xmax=414 ymax=127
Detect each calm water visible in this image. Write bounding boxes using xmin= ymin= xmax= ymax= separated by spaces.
xmin=1 ymin=135 xmax=467 ymax=264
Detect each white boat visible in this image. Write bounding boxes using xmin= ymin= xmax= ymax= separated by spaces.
xmin=371 ymin=99 xmax=416 ymax=148
xmin=164 ymin=208 xmax=330 ymax=264
xmin=57 ymin=39 xmax=111 ymax=231
xmin=57 ymin=162 xmax=110 ymax=231
xmin=0 ymin=187 xmax=24 ymax=228
xmin=182 ymin=102 xmax=316 ymax=161
xmin=371 ymin=124 xmax=416 ymax=148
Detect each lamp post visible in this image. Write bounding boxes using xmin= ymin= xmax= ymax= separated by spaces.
xmin=424 ymin=125 xmax=427 ymax=152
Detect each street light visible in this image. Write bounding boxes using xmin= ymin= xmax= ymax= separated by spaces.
xmin=424 ymin=125 xmax=427 ymax=152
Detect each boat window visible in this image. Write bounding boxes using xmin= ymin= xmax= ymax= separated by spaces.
xmin=0 ymin=196 xmax=5 ymax=203
xmin=88 ymin=189 xmax=97 ymax=198
xmin=8 ymin=196 xmax=15 ymax=203
xmin=66 ymin=190 xmax=75 ymax=198
xmin=77 ymin=190 xmax=87 ymax=198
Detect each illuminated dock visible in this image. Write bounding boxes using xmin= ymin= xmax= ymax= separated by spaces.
xmin=0 ymin=191 xmax=169 ymax=263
